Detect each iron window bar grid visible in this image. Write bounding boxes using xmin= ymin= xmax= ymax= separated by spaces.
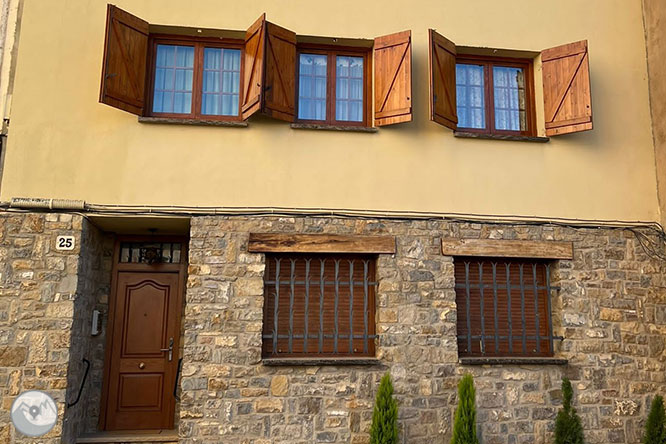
xmin=456 ymin=260 xmax=563 ymax=357
xmin=119 ymin=242 xmax=182 ymax=264
xmin=263 ymin=256 xmax=377 ymax=357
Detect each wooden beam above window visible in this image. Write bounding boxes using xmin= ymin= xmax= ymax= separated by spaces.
xmin=441 ymin=238 xmax=573 ymax=260
xmin=248 ymin=233 xmax=396 ymax=254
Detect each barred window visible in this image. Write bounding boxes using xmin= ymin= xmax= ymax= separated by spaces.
xmin=262 ymin=254 xmax=376 ymax=358
xmin=454 ymin=258 xmax=556 ymax=358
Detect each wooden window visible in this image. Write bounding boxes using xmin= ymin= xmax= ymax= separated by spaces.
xmin=146 ymin=36 xmax=244 ymax=121
xmin=296 ymin=47 xmax=371 ymax=127
xmin=262 ymin=254 xmax=376 ymax=359
xmin=454 ymin=55 xmax=536 ymax=137
xmin=428 ymin=30 xmax=593 ymax=137
xmin=454 ymin=258 xmax=556 ymax=358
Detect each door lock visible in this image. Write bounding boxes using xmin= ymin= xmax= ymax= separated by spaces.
xmin=160 ymin=337 xmax=174 ymax=361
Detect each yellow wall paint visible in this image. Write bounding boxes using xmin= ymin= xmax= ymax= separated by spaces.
xmin=0 ymin=0 xmax=658 ymax=222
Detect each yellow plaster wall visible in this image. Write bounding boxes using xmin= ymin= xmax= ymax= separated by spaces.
xmin=0 ymin=0 xmax=658 ymax=222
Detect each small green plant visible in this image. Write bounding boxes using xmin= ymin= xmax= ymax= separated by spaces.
xmin=554 ymin=378 xmax=585 ymax=444
xmin=643 ymin=395 xmax=666 ymax=444
xmin=451 ymin=373 xmax=479 ymax=444
xmin=370 ymin=372 xmax=398 ymax=444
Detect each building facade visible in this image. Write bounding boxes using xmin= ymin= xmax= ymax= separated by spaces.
xmin=0 ymin=1 xmax=665 ymax=443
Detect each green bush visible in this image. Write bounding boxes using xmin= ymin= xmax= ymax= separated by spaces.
xmin=370 ymin=372 xmax=398 ymax=444
xmin=451 ymin=373 xmax=479 ymax=444
xmin=554 ymin=378 xmax=585 ymax=444
xmin=643 ymin=395 xmax=666 ymax=444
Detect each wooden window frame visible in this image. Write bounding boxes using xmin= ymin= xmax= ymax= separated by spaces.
xmin=145 ymin=34 xmax=245 ymax=122
xmin=455 ymin=54 xmax=537 ymax=137
xmin=295 ymin=44 xmax=372 ymax=128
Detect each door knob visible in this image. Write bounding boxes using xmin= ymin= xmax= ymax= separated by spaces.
xmin=138 ymin=362 xmax=145 ymax=369
xmin=160 ymin=337 xmax=174 ymax=361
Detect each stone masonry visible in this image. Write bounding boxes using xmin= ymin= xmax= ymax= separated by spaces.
xmin=181 ymin=216 xmax=666 ymax=444
xmin=0 ymin=212 xmax=109 ymax=444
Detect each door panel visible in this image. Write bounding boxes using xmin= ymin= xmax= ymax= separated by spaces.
xmin=105 ymin=272 xmax=180 ymax=430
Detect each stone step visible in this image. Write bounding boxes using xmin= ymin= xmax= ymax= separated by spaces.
xmin=76 ymin=430 xmax=178 ymax=444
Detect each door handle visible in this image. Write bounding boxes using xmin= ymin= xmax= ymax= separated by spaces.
xmin=160 ymin=337 xmax=174 ymax=361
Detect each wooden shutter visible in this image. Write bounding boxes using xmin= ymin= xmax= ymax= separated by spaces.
xmin=241 ymin=14 xmax=266 ymax=120
xmin=99 ymin=5 xmax=149 ymax=115
xmin=541 ymin=40 xmax=592 ymax=136
xmin=263 ymin=22 xmax=296 ymax=122
xmin=428 ymin=29 xmax=457 ymax=130
xmin=373 ymin=30 xmax=412 ymax=126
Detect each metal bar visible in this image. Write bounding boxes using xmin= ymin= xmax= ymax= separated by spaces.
xmin=519 ymin=264 xmax=527 ymax=354
xmin=492 ymin=262 xmax=499 ymax=355
xmin=319 ymin=259 xmax=325 ymax=354
xmin=263 ymin=333 xmax=380 ymax=340
xmin=506 ymin=263 xmax=513 ymax=354
xmin=363 ymin=260 xmax=369 ymax=355
xmin=288 ymin=259 xmax=295 ymax=354
xmin=265 ymin=280 xmax=378 ymax=286
xmin=479 ymin=262 xmax=486 ymax=354
xmin=456 ymin=334 xmax=564 ymax=341
xmin=273 ymin=258 xmax=281 ymax=354
xmin=532 ymin=263 xmax=540 ymax=354
xmin=465 ymin=262 xmax=472 ymax=354
xmin=304 ymin=259 xmax=311 ymax=353
xmin=334 ymin=259 xmax=340 ymax=354
xmin=545 ymin=264 xmax=555 ymax=354
xmin=349 ymin=260 xmax=354 ymax=354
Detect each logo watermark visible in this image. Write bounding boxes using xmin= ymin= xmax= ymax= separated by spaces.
xmin=10 ymin=390 xmax=58 ymax=437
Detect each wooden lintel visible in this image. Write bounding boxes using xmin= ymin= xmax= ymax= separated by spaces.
xmin=441 ymin=238 xmax=573 ymax=260
xmin=248 ymin=233 xmax=396 ymax=254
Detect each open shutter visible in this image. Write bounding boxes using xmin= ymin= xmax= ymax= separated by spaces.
xmin=99 ymin=5 xmax=149 ymax=115
xmin=428 ymin=29 xmax=457 ymax=130
xmin=541 ymin=40 xmax=592 ymax=136
xmin=241 ymin=14 xmax=267 ymax=120
xmin=373 ymin=30 xmax=412 ymax=126
xmin=263 ymin=22 xmax=296 ymax=122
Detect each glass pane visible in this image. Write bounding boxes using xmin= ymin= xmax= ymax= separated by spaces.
xmin=153 ymin=45 xmax=194 ymax=114
xmin=456 ymin=64 xmax=486 ymax=129
xmin=493 ymin=66 xmax=527 ymax=132
xmin=298 ymin=54 xmax=327 ymax=120
xmin=201 ymin=48 xmax=241 ymax=116
xmin=335 ymin=56 xmax=363 ymax=122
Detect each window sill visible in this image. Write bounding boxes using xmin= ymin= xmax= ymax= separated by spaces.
xmin=262 ymin=357 xmax=381 ymax=366
xmin=138 ymin=116 xmax=248 ymax=127
xmin=454 ymin=131 xmax=549 ymax=143
xmin=459 ymin=357 xmax=568 ymax=366
xmin=290 ymin=123 xmax=378 ymax=133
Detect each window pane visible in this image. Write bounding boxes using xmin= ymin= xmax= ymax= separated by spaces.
xmin=152 ymin=45 xmax=194 ymax=114
xmin=298 ymin=54 xmax=327 ymax=121
xmin=335 ymin=56 xmax=363 ymax=122
xmin=493 ymin=66 xmax=527 ymax=132
xmin=201 ymin=48 xmax=241 ymax=116
xmin=456 ymin=64 xmax=486 ymax=129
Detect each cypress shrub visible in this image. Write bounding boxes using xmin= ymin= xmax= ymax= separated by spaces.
xmin=554 ymin=378 xmax=585 ymax=444
xmin=643 ymin=395 xmax=666 ymax=444
xmin=370 ymin=372 xmax=398 ymax=444
xmin=451 ymin=373 xmax=479 ymax=444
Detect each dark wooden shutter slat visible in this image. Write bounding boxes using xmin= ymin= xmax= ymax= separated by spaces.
xmin=428 ymin=29 xmax=457 ymax=130
xmin=541 ymin=40 xmax=593 ymax=136
xmin=374 ymin=30 xmax=412 ymax=126
xmin=263 ymin=22 xmax=296 ymax=122
xmin=241 ymin=13 xmax=266 ymax=120
xmin=99 ymin=5 xmax=149 ymax=115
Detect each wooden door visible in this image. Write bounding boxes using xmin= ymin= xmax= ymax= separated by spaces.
xmin=103 ymin=271 xmax=182 ymax=430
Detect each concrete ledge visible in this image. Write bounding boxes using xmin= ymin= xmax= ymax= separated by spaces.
xmin=459 ymin=357 xmax=569 ymax=366
xmin=262 ymin=357 xmax=382 ymax=366
xmin=454 ymin=131 xmax=549 ymax=143
xmin=290 ymin=123 xmax=378 ymax=132
xmin=76 ymin=429 xmax=178 ymax=443
xmin=138 ymin=116 xmax=248 ymax=127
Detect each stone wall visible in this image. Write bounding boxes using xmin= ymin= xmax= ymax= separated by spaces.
xmin=181 ymin=216 xmax=666 ymax=444
xmin=0 ymin=213 xmax=111 ymax=443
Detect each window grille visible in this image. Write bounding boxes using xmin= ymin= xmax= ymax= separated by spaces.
xmin=262 ymin=254 xmax=377 ymax=358
xmin=119 ymin=242 xmax=182 ymax=264
xmin=454 ymin=258 xmax=561 ymax=357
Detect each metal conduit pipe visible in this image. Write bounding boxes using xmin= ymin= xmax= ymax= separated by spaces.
xmin=9 ymin=197 xmax=85 ymax=210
